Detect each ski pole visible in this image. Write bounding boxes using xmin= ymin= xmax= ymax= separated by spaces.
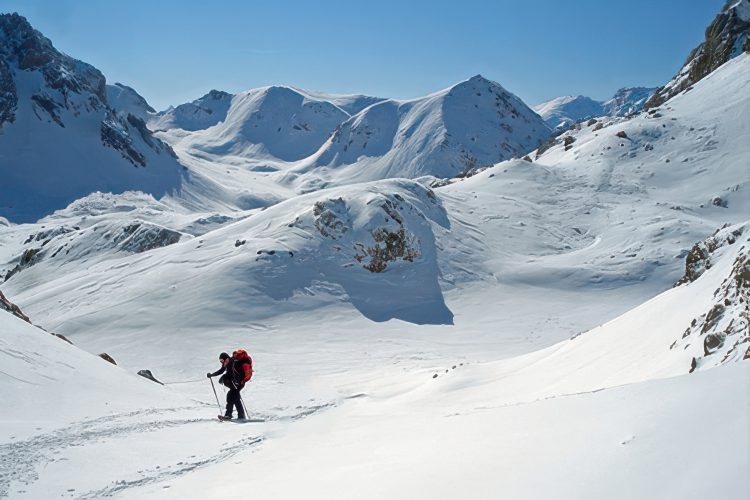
xmin=239 ymin=394 xmax=248 ymax=418
xmin=209 ymin=377 xmax=222 ymax=413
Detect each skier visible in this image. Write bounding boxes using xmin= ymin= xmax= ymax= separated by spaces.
xmin=207 ymin=350 xmax=253 ymax=420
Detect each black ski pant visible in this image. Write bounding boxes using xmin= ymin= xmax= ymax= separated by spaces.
xmin=225 ymin=387 xmax=245 ymax=418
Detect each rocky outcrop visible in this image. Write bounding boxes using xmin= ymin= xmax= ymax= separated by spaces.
xmin=313 ymin=198 xmax=349 ymax=239
xmin=356 ymin=225 xmax=420 ymax=273
xmin=671 ymin=224 xmax=749 ymax=368
xmin=137 ymin=369 xmax=164 ymax=385
xmin=310 ymin=195 xmax=424 ymax=273
xmin=0 ymin=289 xmax=31 ymax=323
xmin=4 ymin=221 xmax=184 ymax=282
xmin=0 ymin=57 xmax=17 ymax=127
xmin=0 ymin=288 xmax=72 ymax=344
xmin=646 ymin=0 xmax=750 ymax=109
xmin=115 ymin=222 xmax=183 ymax=253
xmin=674 ymin=224 xmax=744 ymax=286
xmin=99 ymin=353 xmax=117 ymax=365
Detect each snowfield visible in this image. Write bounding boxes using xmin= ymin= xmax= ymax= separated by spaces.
xmin=1 ymin=8 xmax=749 ymax=499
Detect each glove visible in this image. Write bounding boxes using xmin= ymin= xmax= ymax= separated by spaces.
xmin=238 ymin=383 xmax=245 ymax=390
xmin=206 ymin=372 xmax=212 ymax=378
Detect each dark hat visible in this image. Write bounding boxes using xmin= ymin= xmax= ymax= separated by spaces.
xmin=219 ymin=352 xmax=230 ymax=360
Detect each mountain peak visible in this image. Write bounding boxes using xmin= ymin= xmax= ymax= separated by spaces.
xmin=204 ymin=89 xmax=232 ymax=100
xmin=0 ymin=12 xmax=59 ymax=71
xmin=0 ymin=12 xmax=34 ymax=35
xmin=468 ymin=74 xmax=488 ymax=82
xmin=459 ymin=74 xmax=500 ymax=87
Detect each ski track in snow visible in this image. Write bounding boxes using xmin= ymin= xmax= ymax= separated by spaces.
xmin=74 ymin=435 xmax=263 ymax=500
xmin=0 ymin=401 xmax=336 ymax=498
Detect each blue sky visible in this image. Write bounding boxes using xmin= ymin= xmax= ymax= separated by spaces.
xmin=3 ymin=0 xmax=724 ymax=110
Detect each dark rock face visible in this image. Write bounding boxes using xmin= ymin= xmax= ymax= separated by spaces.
xmin=646 ymin=0 xmax=750 ymax=109
xmin=704 ymin=332 xmax=726 ymax=355
xmin=101 ymin=117 xmax=147 ymax=167
xmin=4 ymin=247 xmax=42 ymax=281
xmin=99 ymin=353 xmax=117 ymax=365
xmin=0 ymin=13 xmax=107 ymax=104
xmin=0 ymin=57 xmax=17 ymax=127
xmin=137 ymin=369 xmax=164 ymax=385
xmin=0 ymin=289 xmax=31 ymax=323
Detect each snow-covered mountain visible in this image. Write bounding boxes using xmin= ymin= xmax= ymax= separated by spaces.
xmin=173 ymin=85 xmax=351 ymax=162
xmin=155 ymin=75 xmax=550 ymax=191
xmin=646 ymin=0 xmax=750 ymax=109
xmin=533 ymin=94 xmax=604 ymax=129
xmin=106 ymin=82 xmax=155 ymax=122
xmin=293 ymin=75 xmax=551 ymax=184
xmin=534 ymin=86 xmax=657 ymax=129
xmin=0 ymin=13 xmax=183 ymax=223
xmin=150 ymin=89 xmax=233 ymax=132
xmin=601 ymin=86 xmax=656 ymax=116
xmin=1 ymin=4 xmax=749 ymax=499
xmin=152 ymin=88 xmax=385 ymax=134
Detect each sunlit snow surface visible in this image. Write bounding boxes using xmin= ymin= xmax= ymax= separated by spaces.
xmin=0 ymin=56 xmax=749 ymax=499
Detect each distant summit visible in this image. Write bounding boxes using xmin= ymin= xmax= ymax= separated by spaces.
xmin=298 ymin=75 xmax=552 ymax=181
xmin=150 ymin=89 xmax=233 ymax=131
xmin=534 ymin=87 xmax=657 ymax=130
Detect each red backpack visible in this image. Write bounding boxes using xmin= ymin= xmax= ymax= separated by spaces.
xmin=232 ymin=349 xmax=253 ymax=382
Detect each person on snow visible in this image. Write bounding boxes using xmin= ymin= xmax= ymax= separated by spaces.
xmin=207 ymin=350 xmax=253 ymax=420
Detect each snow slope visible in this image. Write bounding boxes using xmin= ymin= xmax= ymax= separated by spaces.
xmin=123 ymin=216 xmax=750 ymax=500
xmin=0 ymin=7 xmax=749 ymax=500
